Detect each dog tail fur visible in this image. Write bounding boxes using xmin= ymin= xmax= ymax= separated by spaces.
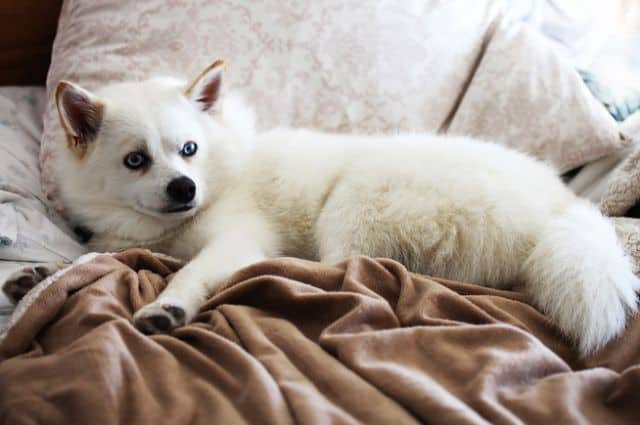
xmin=522 ymin=200 xmax=640 ymax=356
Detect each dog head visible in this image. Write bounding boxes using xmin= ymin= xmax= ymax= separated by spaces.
xmin=54 ymin=60 xmax=253 ymax=249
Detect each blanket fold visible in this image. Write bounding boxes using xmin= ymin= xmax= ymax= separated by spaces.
xmin=1 ymin=249 xmax=639 ymax=424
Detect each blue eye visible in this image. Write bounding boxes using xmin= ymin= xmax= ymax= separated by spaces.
xmin=180 ymin=141 xmax=198 ymax=157
xmin=123 ymin=152 xmax=148 ymax=170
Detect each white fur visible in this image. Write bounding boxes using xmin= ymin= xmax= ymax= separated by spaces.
xmin=53 ymin=71 xmax=639 ymax=356
xmin=522 ymin=201 xmax=640 ymax=354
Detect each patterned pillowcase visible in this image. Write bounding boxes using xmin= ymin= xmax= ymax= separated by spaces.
xmin=40 ymin=0 xmax=625 ymax=208
xmin=447 ymin=20 xmax=626 ymax=171
xmin=0 ymin=87 xmax=87 ymax=262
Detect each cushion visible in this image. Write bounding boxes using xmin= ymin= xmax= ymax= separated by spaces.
xmin=41 ymin=0 xmax=625 ymax=207
xmin=448 ymin=19 xmax=625 ymax=170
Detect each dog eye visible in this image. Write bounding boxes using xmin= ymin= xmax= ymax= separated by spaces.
xmin=123 ymin=152 xmax=148 ymax=170
xmin=180 ymin=141 xmax=198 ymax=157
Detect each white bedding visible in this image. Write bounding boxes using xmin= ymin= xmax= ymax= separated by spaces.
xmin=0 ymin=86 xmax=88 ymax=324
xmin=0 ymin=260 xmax=29 ymax=329
xmin=0 ymin=86 xmax=86 ymax=261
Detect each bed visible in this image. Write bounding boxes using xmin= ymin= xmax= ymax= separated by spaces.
xmin=2 ymin=1 xmax=640 ymax=424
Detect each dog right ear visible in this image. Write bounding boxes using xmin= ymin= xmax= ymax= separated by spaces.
xmin=55 ymin=81 xmax=104 ymax=158
xmin=184 ymin=59 xmax=225 ymax=112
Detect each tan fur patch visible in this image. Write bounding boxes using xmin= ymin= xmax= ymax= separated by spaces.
xmin=184 ymin=59 xmax=226 ymax=98
xmin=55 ymin=81 xmax=104 ymax=160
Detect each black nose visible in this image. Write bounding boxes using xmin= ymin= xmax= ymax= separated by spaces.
xmin=166 ymin=176 xmax=196 ymax=204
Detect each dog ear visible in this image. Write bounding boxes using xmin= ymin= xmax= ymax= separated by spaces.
xmin=55 ymin=81 xmax=104 ymax=158
xmin=184 ymin=59 xmax=225 ymax=112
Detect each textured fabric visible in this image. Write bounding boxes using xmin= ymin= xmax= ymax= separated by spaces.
xmin=566 ymin=114 xmax=640 ymax=272
xmin=41 ymin=0 xmax=625 ymax=209
xmin=569 ymin=113 xmax=640 ymax=218
xmin=614 ymin=217 xmax=640 ymax=274
xmin=2 ymin=249 xmax=640 ymax=424
xmin=0 ymin=87 xmax=86 ymax=262
xmin=0 ymin=260 xmax=31 ymax=330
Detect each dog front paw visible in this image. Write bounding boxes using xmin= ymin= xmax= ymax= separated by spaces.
xmin=133 ymin=301 xmax=189 ymax=334
xmin=2 ymin=263 xmax=63 ymax=304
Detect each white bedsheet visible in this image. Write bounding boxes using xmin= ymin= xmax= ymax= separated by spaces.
xmin=0 ymin=260 xmax=29 ymax=329
xmin=0 ymin=86 xmax=87 ymax=263
xmin=0 ymin=86 xmax=89 ymax=324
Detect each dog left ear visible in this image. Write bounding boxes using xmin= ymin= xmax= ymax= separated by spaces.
xmin=184 ymin=59 xmax=225 ymax=112
xmin=55 ymin=81 xmax=104 ymax=158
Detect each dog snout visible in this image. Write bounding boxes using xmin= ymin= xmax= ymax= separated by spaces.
xmin=166 ymin=176 xmax=196 ymax=204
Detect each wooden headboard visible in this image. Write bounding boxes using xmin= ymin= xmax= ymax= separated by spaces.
xmin=0 ymin=1 xmax=63 ymax=86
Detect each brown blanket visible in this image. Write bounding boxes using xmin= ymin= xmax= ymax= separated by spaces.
xmin=1 ymin=249 xmax=639 ymax=424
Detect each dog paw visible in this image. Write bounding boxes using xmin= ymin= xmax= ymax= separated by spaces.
xmin=133 ymin=301 xmax=188 ymax=334
xmin=2 ymin=264 xmax=62 ymax=304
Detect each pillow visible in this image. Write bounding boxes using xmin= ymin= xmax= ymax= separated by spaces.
xmin=447 ymin=19 xmax=626 ymax=171
xmin=0 ymin=87 xmax=87 ymax=262
xmin=41 ymin=0 xmax=625 ymax=206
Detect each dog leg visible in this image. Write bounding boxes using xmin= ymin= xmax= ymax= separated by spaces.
xmin=133 ymin=231 xmax=267 ymax=334
xmin=2 ymin=263 xmax=66 ymax=304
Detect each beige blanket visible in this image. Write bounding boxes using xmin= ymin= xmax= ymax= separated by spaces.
xmin=1 ymin=249 xmax=639 ymax=424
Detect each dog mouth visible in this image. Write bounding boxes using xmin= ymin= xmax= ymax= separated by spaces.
xmin=133 ymin=201 xmax=198 ymax=220
xmin=163 ymin=204 xmax=195 ymax=214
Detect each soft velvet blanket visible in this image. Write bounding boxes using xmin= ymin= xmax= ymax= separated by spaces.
xmin=1 ymin=249 xmax=639 ymax=424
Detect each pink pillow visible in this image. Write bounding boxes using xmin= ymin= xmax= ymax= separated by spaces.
xmin=41 ymin=0 xmax=625 ymax=207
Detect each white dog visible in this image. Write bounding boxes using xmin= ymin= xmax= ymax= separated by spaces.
xmin=22 ymin=60 xmax=640 ymax=355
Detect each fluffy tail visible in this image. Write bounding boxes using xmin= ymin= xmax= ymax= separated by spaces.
xmin=522 ymin=201 xmax=640 ymax=356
